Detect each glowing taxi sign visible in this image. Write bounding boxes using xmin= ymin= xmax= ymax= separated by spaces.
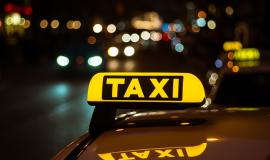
xmin=234 ymin=48 xmax=260 ymax=61
xmin=98 ymin=143 xmax=207 ymax=159
xmin=87 ymin=72 xmax=205 ymax=107
xmin=223 ymin=41 xmax=242 ymax=51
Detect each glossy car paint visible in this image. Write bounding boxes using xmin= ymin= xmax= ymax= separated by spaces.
xmin=54 ymin=107 xmax=270 ymax=160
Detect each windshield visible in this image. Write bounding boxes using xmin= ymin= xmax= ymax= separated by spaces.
xmin=213 ymin=72 xmax=270 ymax=106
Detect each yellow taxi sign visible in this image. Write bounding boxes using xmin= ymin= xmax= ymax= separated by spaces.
xmin=87 ymin=72 xmax=205 ymax=107
xmin=234 ymin=48 xmax=260 ymax=61
xmin=223 ymin=41 xmax=242 ymax=51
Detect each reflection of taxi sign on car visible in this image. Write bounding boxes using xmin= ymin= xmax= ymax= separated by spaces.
xmin=87 ymin=72 xmax=205 ymax=107
xmin=98 ymin=142 xmax=207 ymax=159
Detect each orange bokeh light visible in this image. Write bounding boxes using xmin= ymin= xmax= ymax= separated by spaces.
xmin=232 ymin=66 xmax=239 ymax=72
xmin=198 ymin=10 xmax=207 ymax=18
xmin=227 ymin=61 xmax=233 ymax=68
xmin=227 ymin=52 xmax=234 ymax=60
xmin=88 ymin=36 xmax=96 ymax=44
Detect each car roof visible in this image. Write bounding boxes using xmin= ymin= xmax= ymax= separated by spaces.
xmin=78 ymin=107 xmax=270 ymax=160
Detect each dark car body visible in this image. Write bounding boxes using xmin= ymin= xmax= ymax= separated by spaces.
xmin=53 ymin=107 xmax=270 ymax=160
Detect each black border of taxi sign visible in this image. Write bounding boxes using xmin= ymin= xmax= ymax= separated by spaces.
xmin=87 ymin=72 xmax=205 ymax=108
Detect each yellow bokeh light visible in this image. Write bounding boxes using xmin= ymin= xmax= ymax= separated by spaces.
xmin=11 ymin=13 xmax=21 ymax=25
xmin=207 ymin=20 xmax=216 ymax=30
xmin=234 ymin=48 xmax=260 ymax=61
xmin=23 ymin=19 xmax=31 ymax=29
xmin=73 ymin=20 xmax=81 ymax=29
xmin=51 ymin=19 xmax=59 ymax=29
xmin=40 ymin=19 xmax=48 ymax=29
xmin=225 ymin=6 xmax=234 ymax=16
xmin=66 ymin=20 xmax=73 ymax=29
xmin=223 ymin=41 xmax=242 ymax=51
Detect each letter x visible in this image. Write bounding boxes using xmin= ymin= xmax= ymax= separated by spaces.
xmin=149 ymin=78 xmax=169 ymax=98
xmin=155 ymin=149 xmax=175 ymax=158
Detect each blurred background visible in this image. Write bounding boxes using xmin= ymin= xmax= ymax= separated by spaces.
xmin=0 ymin=0 xmax=269 ymax=159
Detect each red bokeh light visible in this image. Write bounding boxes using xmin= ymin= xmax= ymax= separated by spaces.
xmin=4 ymin=3 xmax=14 ymax=12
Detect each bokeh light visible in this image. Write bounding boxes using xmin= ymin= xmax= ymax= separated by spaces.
xmin=107 ymin=24 xmax=116 ymax=33
xmin=130 ymin=33 xmax=140 ymax=42
xmin=93 ymin=24 xmax=103 ymax=33
xmin=207 ymin=20 xmax=216 ymax=30
xmin=196 ymin=18 xmax=206 ymax=27
xmin=175 ymin=43 xmax=184 ymax=53
xmin=124 ymin=60 xmax=135 ymax=71
xmin=162 ymin=23 xmax=170 ymax=32
xmin=174 ymin=23 xmax=184 ymax=32
xmin=23 ymin=19 xmax=31 ymax=29
xmin=191 ymin=25 xmax=200 ymax=33
xmin=51 ymin=19 xmax=59 ymax=29
xmin=208 ymin=72 xmax=219 ymax=86
xmin=223 ymin=41 xmax=243 ymax=51
xmin=107 ymin=47 xmax=119 ymax=57
xmin=88 ymin=56 xmax=103 ymax=67
xmin=227 ymin=52 xmax=234 ymax=60
xmin=140 ymin=31 xmax=151 ymax=40
xmin=57 ymin=56 xmax=69 ymax=67
xmin=198 ymin=10 xmax=207 ymax=18
xmin=107 ymin=59 xmax=119 ymax=71
xmin=10 ymin=13 xmax=21 ymax=25
xmin=66 ymin=20 xmax=73 ymax=29
xmin=150 ymin=31 xmax=162 ymax=41
xmin=232 ymin=66 xmax=239 ymax=73
xmin=124 ymin=46 xmax=135 ymax=57
xmin=87 ymin=36 xmax=96 ymax=44
xmin=227 ymin=61 xmax=234 ymax=68
xmin=225 ymin=6 xmax=234 ymax=16
xmin=73 ymin=20 xmax=81 ymax=29
xmin=40 ymin=19 xmax=48 ymax=29
xmin=215 ymin=59 xmax=223 ymax=68
xmin=122 ymin=33 xmax=131 ymax=43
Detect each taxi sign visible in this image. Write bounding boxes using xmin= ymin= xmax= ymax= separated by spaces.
xmin=233 ymin=48 xmax=260 ymax=61
xmin=87 ymin=72 xmax=205 ymax=108
xmin=223 ymin=41 xmax=242 ymax=51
